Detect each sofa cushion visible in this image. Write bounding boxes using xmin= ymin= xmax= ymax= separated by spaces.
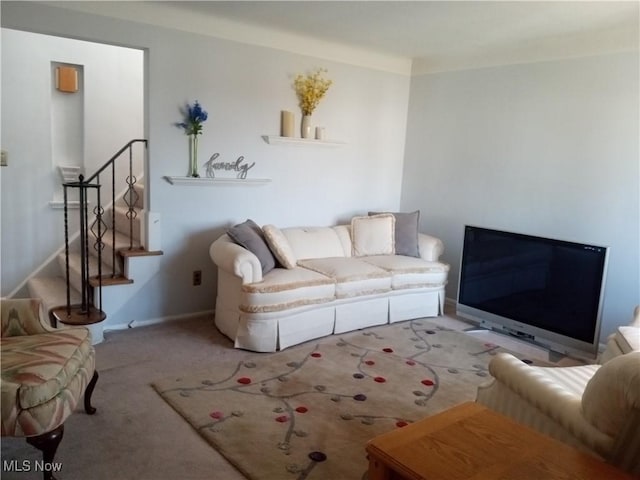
xmin=332 ymin=225 xmax=353 ymax=258
xmin=298 ymin=257 xmax=391 ymax=299
xmin=263 ymin=225 xmax=297 ymax=269
xmin=362 ymin=255 xmax=449 ymax=290
xmin=227 ymin=219 xmax=277 ymax=274
xmin=1 ymin=327 xmax=93 ymax=410
xmin=351 ymin=214 xmax=395 ymax=257
xmin=582 ymin=352 xmax=640 ymax=437
xmin=370 ymin=210 xmax=420 ymax=258
xmin=240 ymin=267 xmax=335 ymax=313
xmin=282 ymin=227 xmax=347 ymax=260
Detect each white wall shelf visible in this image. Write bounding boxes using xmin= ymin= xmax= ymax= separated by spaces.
xmin=164 ymin=176 xmax=271 ymax=186
xmin=49 ymin=200 xmax=83 ymax=209
xmin=262 ymin=135 xmax=345 ymax=147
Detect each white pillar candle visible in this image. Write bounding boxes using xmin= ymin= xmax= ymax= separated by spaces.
xmin=315 ymin=127 xmax=325 ymax=140
xmin=281 ymin=110 xmax=295 ymax=137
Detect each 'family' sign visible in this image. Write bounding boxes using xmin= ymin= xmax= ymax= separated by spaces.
xmin=204 ymin=153 xmax=255 ymax=179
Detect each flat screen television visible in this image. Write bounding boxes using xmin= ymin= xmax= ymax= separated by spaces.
xmin=456 ymin=225 xmax=609 ymax=359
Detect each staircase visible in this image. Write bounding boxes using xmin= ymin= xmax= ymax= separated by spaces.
xmin=26 ymin=140 xmax=162 ymax=344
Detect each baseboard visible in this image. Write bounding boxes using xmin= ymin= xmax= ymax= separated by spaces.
xmin=444 ymin=296 xmax=457 ymax=308
xmin=105 ymin=309 xmax=215 ymax=331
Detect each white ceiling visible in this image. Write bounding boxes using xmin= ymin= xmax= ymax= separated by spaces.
xmin=46 ymin=1 xmax=639 ymax=74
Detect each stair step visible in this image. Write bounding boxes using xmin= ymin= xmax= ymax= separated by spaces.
xmin=116 ymin=182 xmax=145 ymax=210
xmin=132 ymin=182 xmax=145 ymax=209
xmin=27 ymin=276 xmax=82 ymax=314
xmin=50 ymin=304 xmax=106 ymax=326
xmin=119 ymin=248 xmax=163 ymax=258
xmin=59 ymin=252 xmax=132 ymax=293
xmin=112 ymin=205 xmax=142 ymax=242
xmin=101 ymin=229 xmax=143 ymax=252
xmin=87 ymin=230 xmax=141 ymax=271
xmin=89 ymin=274 xmax=134 ymax=287
xmin=59 ymin=252 xmax=98 ymax=294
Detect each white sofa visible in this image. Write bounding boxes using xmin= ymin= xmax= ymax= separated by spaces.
xmin=476 ymin=307 xmax=640 ymax=475
xmin=209 ymin=215 xmax=449 ymax=352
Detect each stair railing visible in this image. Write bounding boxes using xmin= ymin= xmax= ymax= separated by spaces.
xmin=53 ymin=139 xmax=147 ymax=326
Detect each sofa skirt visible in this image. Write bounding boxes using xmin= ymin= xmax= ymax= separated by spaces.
xmin=216 ymin=287 xmax=445 ymax=353
xmin=333 ymin=297 xmax=389 ymax=334
xmin=388 ymin=288 xmax=444 ymax=323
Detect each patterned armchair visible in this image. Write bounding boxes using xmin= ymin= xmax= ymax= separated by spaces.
xmin=1 ymin=298 xmax=98 ymax=480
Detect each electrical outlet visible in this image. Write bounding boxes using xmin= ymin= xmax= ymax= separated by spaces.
xmin=0 ymin=150 xmax=7 ymax=167
xmin=192 ymin=270 xmax=202 ymax=286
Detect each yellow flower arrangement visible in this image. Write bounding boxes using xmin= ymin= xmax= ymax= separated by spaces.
xmin=294 ymin=68 xmax=333 ymax=116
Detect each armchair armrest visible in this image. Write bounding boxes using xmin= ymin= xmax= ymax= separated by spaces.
xmin=485 ymin=353 xmax=609 ymax=449
xmin=418 ymin=233 xmax=444 ymax=262
xmin=488 ymin=353 xmax=583 ymax=415
xmin=1 ymin=298 xmax=55 ymax=337
xmin=209 ymin=234 xmax=263 ymax=284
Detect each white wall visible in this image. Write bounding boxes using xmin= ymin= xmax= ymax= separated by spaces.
xmin=401 ymin=52 xmax=639 ymax=339
xmin=6 ymin=3 xmax=634 ymax=340
xmin=1 ymin=2 xmax=410 ymax=326
xmin=1 ymin=27 xmax=143 ymax=297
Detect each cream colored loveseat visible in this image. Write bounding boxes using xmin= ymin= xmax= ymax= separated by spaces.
xmin=209 ymin=216 xmax=449 ymax=352
xmin=476 ymin=307 xmax=640 ymax=475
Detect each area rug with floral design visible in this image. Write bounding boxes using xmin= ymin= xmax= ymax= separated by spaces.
xmin=153 ymin=319 xmax=540 ymax=480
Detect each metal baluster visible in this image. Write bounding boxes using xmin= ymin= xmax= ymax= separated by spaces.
xmin=128 ymin=145 xmax=134 ymax=250
xmin=63 ymin=185 xmax=71 ymax=317
xmin=78 ymin=176 xmax=88 ymax=313
xmin=95 ymin=183 xmax=103 ymax=312
xmin=110 ymin=164 xmax=116 ymax=272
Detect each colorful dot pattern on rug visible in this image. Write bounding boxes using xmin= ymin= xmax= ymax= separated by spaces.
xmin=154 ymin=320 xmax=539 ymax=480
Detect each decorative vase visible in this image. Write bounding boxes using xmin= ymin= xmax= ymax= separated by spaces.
xmin=189 ymin=134 xmax=199 ymax=177
xmin=301 ymin=115 xmax=312 ymax=139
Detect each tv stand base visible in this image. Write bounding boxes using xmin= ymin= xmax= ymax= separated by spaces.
xmin=464 ymin=326 xmax=568 ymax=364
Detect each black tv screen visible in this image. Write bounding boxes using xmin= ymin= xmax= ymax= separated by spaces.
xmin=457 ymin=225 xmax=609 ymax=358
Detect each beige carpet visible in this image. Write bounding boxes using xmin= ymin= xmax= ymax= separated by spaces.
xmin=154 ymin=319 xmax=545 ymax=480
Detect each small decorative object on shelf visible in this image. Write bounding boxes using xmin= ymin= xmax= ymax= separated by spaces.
xmin=176 ymin=100 xmax=208 ymax=178
xmin=315 ymin=127 xmax=325 ymax=140
xmin=281 ymin=110 xmax=295 ymax=137
xmin=294 ymin=68 xmax=332 ymax=139
xmin=204 ymin=153 xmax=255 ymax=180
xmin=301 ymin=115 xmax=312 ymax=139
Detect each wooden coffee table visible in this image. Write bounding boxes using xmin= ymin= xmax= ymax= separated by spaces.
xmin=366 ymin=402 xmax=633 ymax=480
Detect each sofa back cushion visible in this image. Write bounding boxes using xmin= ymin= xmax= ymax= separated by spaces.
xmin=581 ymin=352 xmax=640 ymax=437
xmin=369 ymin=210 xmax=420 ymax=258
xmin=351 ymin=214 xmax=395 ymax=256
xmin=263 ymin=225 xmax=297 ymax=269
xmin=282 ymin=226 xmax=348 ymax=260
